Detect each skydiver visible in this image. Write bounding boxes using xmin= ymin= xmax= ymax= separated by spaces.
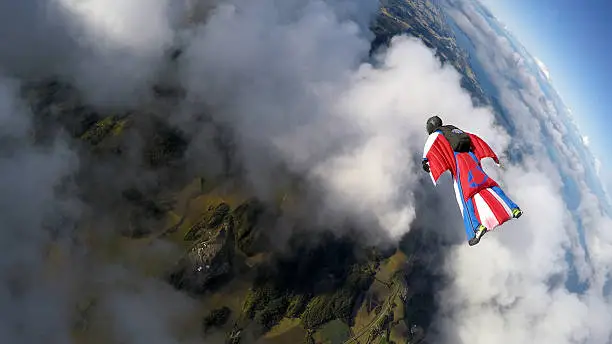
xmin=421 ymin=115 xmax=523 ymax=246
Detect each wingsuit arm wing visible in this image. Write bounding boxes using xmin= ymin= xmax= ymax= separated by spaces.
xmin=423 ymin=132 xmax=456 ymax=185
xmin=467 ymin=133 xmax=500 ymax=165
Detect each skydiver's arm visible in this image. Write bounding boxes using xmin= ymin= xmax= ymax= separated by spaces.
xmin=422 ymin=133 xmax=438 ymax=174
xmin=497 ymin=158 xmax=506 ymax=169
xmin=422 ymin=158 xmax=430 ymax=173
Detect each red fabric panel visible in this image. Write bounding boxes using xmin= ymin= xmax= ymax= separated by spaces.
xmin=455 ymin=152 xmax=498 ymax=201
xmin=468 ymin=133 xmax=499 ymax=164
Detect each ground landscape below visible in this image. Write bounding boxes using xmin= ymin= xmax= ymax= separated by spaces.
xmin=22 ymin=1 xmax=489 ymax=343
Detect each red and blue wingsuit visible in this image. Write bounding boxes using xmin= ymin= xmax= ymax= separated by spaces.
xmin=421 ymin=116 xmax=523 ymax=246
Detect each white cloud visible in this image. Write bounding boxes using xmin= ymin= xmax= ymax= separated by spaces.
xmin=57 ymin=0 xmax=185 ymax=107
xmin=583 ymin=135 xmax=591 ymax=147
xmin=312 ymin=35 xmax=509 ymax=239
xmin=1 ymin=0 xmax=187 ymax=107
xmin=594 ymin=158 xmax=602 ymax=178
xmin=57 ymin=0 xmax=176 ymax=52
xmin=534 ymin=56 xmax=551 ymax=80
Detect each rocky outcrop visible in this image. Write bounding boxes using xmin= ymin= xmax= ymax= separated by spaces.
xmin=233 ymin=199 xmax=269 ymax=257
xmin=168 ymin=203 xmax=236 ymax=294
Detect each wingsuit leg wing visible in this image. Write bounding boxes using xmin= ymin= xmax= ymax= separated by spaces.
xmin=461 ymin=186 xmax=522 ymax=245
xmin=454 ymin=152 xmax=522 ymax=245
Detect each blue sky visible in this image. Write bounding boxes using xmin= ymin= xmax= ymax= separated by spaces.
xmin=478 ymin=0 xmax=611 ymax=173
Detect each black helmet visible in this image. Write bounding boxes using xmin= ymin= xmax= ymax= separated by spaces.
xmin=426 ymin=115 xmax=443 ymax=134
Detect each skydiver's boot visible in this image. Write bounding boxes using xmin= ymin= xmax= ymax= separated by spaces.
xmin=511 ymin=208 xmax=523 ymax=219
xmin=468 ymin=225 xmax=488 ymax=246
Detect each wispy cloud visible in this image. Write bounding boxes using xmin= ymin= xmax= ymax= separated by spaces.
xmin=582 ymin=135 xmax=591 ymax=147
xmin=534 ymin=56 xmax=552 ymax=80
xmin=0 ymin=75 xmax=80 ymax=344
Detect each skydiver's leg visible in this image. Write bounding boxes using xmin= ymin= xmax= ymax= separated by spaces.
xmin=490 ymin=185 xmax=523 ymax=218
xmin=465 ymin=196 xmax=489 ymax=246
xmin=461 ymin=203 xmax=475 ymax=241
xmin=463 ymin=197 xmax=480 ymax=238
